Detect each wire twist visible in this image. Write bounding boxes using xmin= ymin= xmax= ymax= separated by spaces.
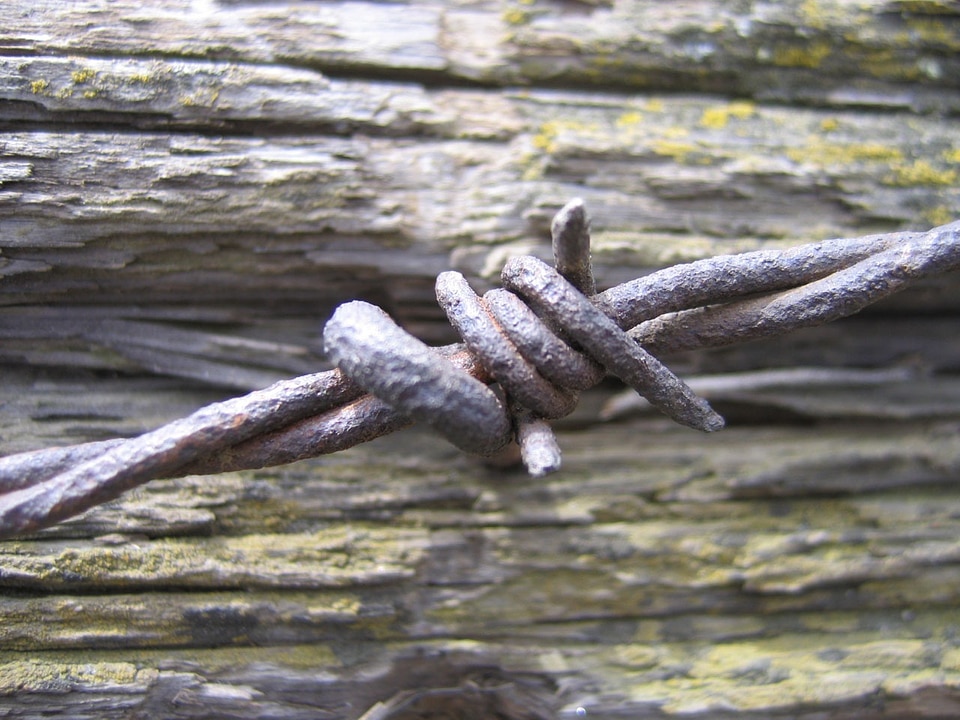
xmin=324 ymin=199 xmax=723 ymax=475
xmin=0 ymin=202 xmax=958 ymax=538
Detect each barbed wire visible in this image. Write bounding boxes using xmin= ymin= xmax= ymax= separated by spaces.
xmin=1 ymin=200 xmax=958 ymax=539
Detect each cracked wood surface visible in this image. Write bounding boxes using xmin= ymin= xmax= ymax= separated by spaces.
xmin=2 ymin=0 xmax=960 ymax=718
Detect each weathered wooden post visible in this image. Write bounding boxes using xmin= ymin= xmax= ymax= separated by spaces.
xmin=2 ymin=2 xmax=960 ymax=717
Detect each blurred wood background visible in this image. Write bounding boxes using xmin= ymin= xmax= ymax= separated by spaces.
xmin=1 ymin=1 xmax=960 ymax=717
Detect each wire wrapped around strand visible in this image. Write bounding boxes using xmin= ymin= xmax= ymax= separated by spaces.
xmin=325 ymin=199 xmax=723 ymax=476
xmin=0 ymin=202 xmax=958 ymax=539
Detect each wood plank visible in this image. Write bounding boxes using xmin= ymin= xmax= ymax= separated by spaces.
xmin=2 ymin=1 xmax=960 ymax=718
xmin=2 ymin=93 xmax=958 ymax=307
xmin=2 ymin=416 xmax=960 ymax=716
xmin=4 ymin=0 xmax=959 ymax=109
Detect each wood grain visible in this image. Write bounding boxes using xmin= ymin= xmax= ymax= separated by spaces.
xmin=2 ymin=1 xmax=960 ymax=717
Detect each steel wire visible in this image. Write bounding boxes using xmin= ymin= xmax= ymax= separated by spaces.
xmin=1 ymin=201 xmax=958 ymax=539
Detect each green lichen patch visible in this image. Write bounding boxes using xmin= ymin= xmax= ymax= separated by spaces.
xmin=0 ymin=659 xmax=147 ymax=695
xmin=786 ymin=139 xmax=905 ymax=167
xmin=0 ymin=583 xmax=401 ymax=653
xmin=530 ymin=118 xmax=602 ymax=155
xmin=650 ymin=138 xmax=702 ymax=163
xmin=70 ymin=68 xmax=96 ymax=85
xmin=883 ymin=159 xmax=958 ymax=187
xmin=0 ymin=527 xmax=427 ymax=592
xmin=923 ymin=205 xmax=955 ymax=226
xmin=699 ymin=101 xmax=756 ymax=130
xmin=772 ymin=41 xmax=833 ymax=69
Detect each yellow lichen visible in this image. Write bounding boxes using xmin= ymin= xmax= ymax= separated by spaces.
xmin=530 ymin=119 xmax=598 ymax=155
xmin=860 ymin=49 xmax=923 ymax=82
xmin=799 ymin=0 xmax=870 ymax=32
xmin=0 ymin=660 xmax=142 ymax=694
xmin=616 ymin=111 xmax=643 ymax=128
xmin=884 ymin=159 xmax=958 ymax=187
xmin=531 ymin=125 xmax=557 ymax=153
xmin=905 ymin=17 xmax=960 ymax=48
xmin=799 ymin=0 xmax=829 ymax=30
xmin=15 ymin=527 xmax=422 ymax=591
xmin=787 ymin=140 xmax=904 ymax=166
xmin=944 ymin=647 xmax=960 ymax=672
xmin=519 ymin=151 xmax=547 ymax=181
xmin=700 ymin=107 xmax=729 ymax=130
xmin=820 ymin=117 xmax=839 ymax=132
xmin=943 ymin=148 xmax=960 ymax=164
xmin=699 ymin=101 xmax=755 ymax=129
xmin=651 ymin=139 xmax=699 ymax=163
xmin=180 ymin=88 xmax=220 ymax=108
xmin=772 ymin=41 xmax=832 ymax=69
xmin=729 ymin=101 xmax=756 ymax=119
xmin=502 ymin=7 xmax=531 ymax=26
xmin=923 ymin=206 xmax=954 ymax=227
xmin=70 ymin=68 xmax=96 ymax=84
xmin=30 ymin=79 xmax=49 ymax=94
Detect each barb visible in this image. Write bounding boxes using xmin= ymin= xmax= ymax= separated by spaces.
xmin=1 ymin=202 xmax=958 ymax=539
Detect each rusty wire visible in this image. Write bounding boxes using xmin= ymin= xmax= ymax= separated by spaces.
xmin=1 ymin=201 xmax=959 ymax=539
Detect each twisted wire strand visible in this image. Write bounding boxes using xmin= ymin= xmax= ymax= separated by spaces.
xmin=629 ymin=224 xmax=960 ymax=353
xmin=321 ymin=197 xmax=723 ymax=465
xmin=0 ymin=203 xmax=958 ymax=539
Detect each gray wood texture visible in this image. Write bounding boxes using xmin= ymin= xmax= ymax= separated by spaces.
xmin=1 ymin=1 xmax=960 ymax=718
